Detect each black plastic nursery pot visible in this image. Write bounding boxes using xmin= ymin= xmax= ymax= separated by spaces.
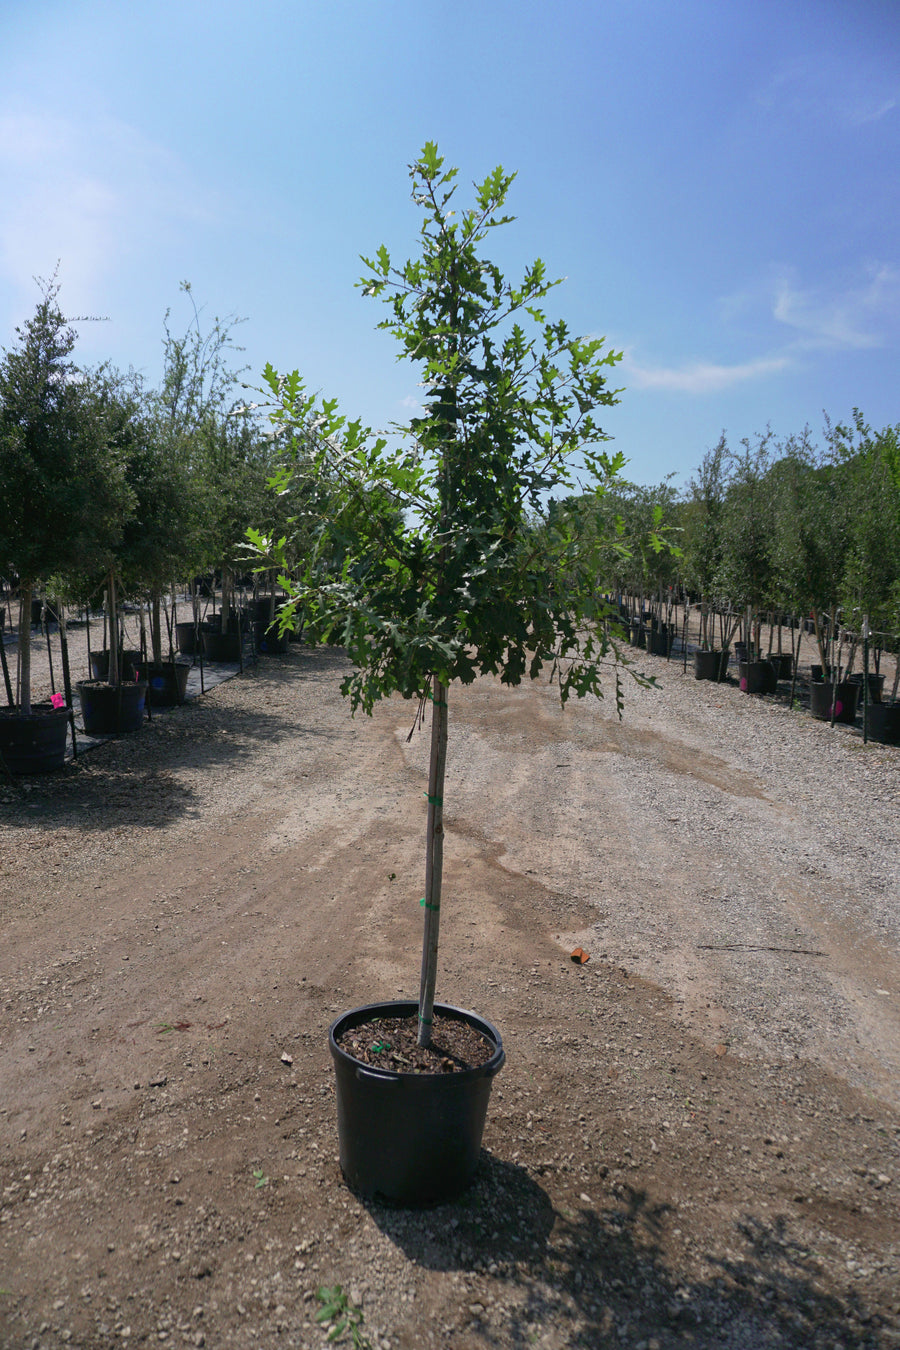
xmin=866 ymin=703 xmax=900 ymax=745
xmin=693 ymin=649 xmax=728 ymax=682
xmin=849 ymin=672 xmax=885 ymax=704
xmin=328 ymin=1000 xmax=505 ymax=1206
xmin=0 ymin=704 xmax=69 ymax=774
xmin=175 ymin=621 xmax=201 ymax=655
xmin=89 ymin=649 xmax=142 ymax=682
xmin=202 ymin=629 xmax=242 ymax=663
xmin=809 ymin=679 xmax=859 ymax=724
xmin=771 ymin=652 xmax=794 ymax=680
xmin=254 ymin=620 xmax=290 ymax=654
xmin=144 ymin=659 xmax=191 ymax=707
xmin=77 ymin=680 xmax=148 ymax=735
xmin=253 ymin=595 xmax=280 ymax=623
xmin=739 ymin=660 xmax=777 ymax=695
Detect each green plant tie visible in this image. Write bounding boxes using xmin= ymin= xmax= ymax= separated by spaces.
xmin=418 ymin=1012 xmax=433 ymax=1026
xmin=425 ymin=690 xmax=448 ymax=708
xmin=424 ymin=792 xmax=443 ymax=805
xmin=419 ymin=897 xmax=440 ymax=912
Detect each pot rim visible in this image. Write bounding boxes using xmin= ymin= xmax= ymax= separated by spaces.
xmin=0 ymin=702 xmax=71 ymax=721
xmin=76 ymin=679 xmax=149 ymax=692
xmin=329 ymin=999 xmax=505 ymax=1084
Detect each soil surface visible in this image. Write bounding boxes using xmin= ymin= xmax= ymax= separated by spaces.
xmin=2 ymin=636 xmax=900 ymax=1350
xmin=334 ymin=1013 xmax=496 ymax=1074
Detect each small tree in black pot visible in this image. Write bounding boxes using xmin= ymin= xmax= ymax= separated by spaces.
xmin=0 ymin=277 xmax=130 ymax=769
xmin=249 ymin=145 xmax=654 ymax=1204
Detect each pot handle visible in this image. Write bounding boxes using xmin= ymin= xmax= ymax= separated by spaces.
xmin=354 ymin=1066 xmax=400 ymax=1084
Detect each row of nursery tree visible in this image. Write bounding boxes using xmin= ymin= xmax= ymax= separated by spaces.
xmin=562 ymin=416 xmax=900 ymax=671
xmin=0 ymin=277 xmax=305 ymax=714
xmin=3 ymin=276 xmax=898 ymax=720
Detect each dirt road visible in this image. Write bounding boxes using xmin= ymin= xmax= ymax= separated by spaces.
xmin=1 ymin=644 xmax=899 ymax=1349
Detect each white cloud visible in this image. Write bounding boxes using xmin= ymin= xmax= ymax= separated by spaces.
xmin=622 ymin=259 xmax=900 ymax=397
xmin=848 ymin=97 xmax=897 ymax=127
xmin=772 ymin=265 xmax=900 ymax=350
xmin=0 ymin=108 xmax=211 ymax=313
xmin=621 ymin=352 xmax=791 ymax=395
xmin=754 ymin=57 xmax=899 ymax=132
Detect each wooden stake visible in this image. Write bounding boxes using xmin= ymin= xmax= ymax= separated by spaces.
xmin=417 ymin=676 xmax=448 ymax=1048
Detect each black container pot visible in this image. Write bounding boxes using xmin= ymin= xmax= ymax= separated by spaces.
xmin=202 ymin=629 xmax=241 ymax=662
xmin=739 ymin=660 xmax=777 ymax=695
xmin=89 ymin=649 xmax=142 ymax=682
xmin=144 ymin=659 xmax=191 ymax=707
xmin=810 ymin=664 xmax=832 ymax=684
xmin=175 ymin=621 xmax=202 ymax=655
xmin=771 ymin=652 xmax=794 ymax=680
xmin=848 ymin=672 xmax=885 ymax=704
xmin=693 ymin=649 xmax=728 ymax=682
xmin=866 ymin=703 xmax=900 ymax=744
xmin=0 ymin=704 xmax=69 ymax=774
xmin=329 ymin=1001 xmax=505 ymax=1206
xmin=254 ymin=620 xmax=290 ymax=654
xmin=629 ymin=620 xmax=645 ymax=649
xmin=253 ymin=595 xmax=280 ymax=623
xmin=647 ymin=628 xmax=669 ymax=657
xmin=77 ymin=681 xmax=148 ymax=735
xmin=809 ymin=680 xmax=859 ymax=724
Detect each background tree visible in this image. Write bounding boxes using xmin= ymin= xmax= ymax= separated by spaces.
xmin=149 ymin=284 xmax=252 ymax=634
xmin=716 ymin=430 xmax=777 ymax=653
xmin=0 ymin=276 xmax=130 ymax=712
xmin=680 ymin=433 xmax=732 ymax=650
xmin=832 ymin=412 xmax=900 ymax=671
xmin=770 ymin=425 xmax=851 ymax=672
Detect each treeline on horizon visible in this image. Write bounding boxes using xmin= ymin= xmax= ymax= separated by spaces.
xmin=2 ymin=278 xmax=898 ymax=670
xmin=561 ymin=412 xmax=900 ymax=656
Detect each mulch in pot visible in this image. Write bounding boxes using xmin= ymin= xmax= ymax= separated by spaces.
xmin=336 ymin=1012 xmax=494 ymax=1074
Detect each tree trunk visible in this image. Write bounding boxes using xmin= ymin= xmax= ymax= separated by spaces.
xmin=18 ymin=581 xmax=33 ymax=715
xmin=151 ymin=594 xmax=163 ymax=665
xmin=417 ymin=677 xmax=449 ymax=1048
xmin=107 ymin=573 xmax=120 ymax=687
xmin=221 ymin=568 xmax=232 ymax=634
xmin=813 ymin=607 xmax=827 ymax=671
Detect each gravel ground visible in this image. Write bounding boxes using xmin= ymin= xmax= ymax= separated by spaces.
xmin=1 ymin=616 xmax=899 ymax=1350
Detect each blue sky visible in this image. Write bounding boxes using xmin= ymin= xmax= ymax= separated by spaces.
xmin=1 ymin=0 xmax=897 ymax=490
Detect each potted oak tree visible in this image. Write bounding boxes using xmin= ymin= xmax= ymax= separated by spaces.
xmin=0 ymin=279 xmax=129 ymax=770
xmin=250 ymin=145 xmax=642 ymax=1204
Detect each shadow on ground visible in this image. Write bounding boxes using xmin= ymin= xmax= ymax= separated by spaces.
xmin=366 ymin=1156 xmax=888 ymax=1349
xmin=0 ymin=647 xmax=350 ymax=833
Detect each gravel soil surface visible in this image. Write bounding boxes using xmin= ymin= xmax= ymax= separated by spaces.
xmin=1 ymin=634 xmax=899 ymax=1350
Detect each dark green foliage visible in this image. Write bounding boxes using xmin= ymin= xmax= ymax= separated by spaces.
xmin=248 ymin=144 xmax=643 ymax=1043
xmin=252 ymin=143 xmax=632 ymax=713
xmin=0 ymin=277 xmax=130 ymax=590
xmin=715 ymin=429 xmax=777 ymax=615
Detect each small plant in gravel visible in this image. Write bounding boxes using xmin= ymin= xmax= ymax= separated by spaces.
xmin=315 ymin=1284 xmax=371 ymax=1348
xmin=252 ymin=1167 xmax=269 ymax=1189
